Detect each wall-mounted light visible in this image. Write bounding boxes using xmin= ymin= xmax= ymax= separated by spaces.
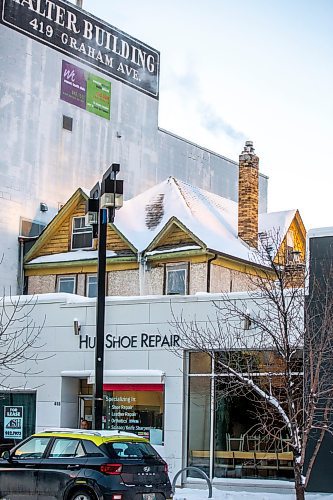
xmin=243 ymin=309 xmax=252 ymax=330
xmin=73 ymin=319 xmax=81 ymax=335
xmin=290 ymin=250 xmax=301 ymax=264
xmin=40 ymin=202 xmax=48 ymax=212
xmin=85 ymin=198 xmax=99 ymax=229
xmin=243 ymin=316 xmax=252 ymax=330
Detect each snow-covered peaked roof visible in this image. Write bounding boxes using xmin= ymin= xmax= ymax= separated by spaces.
xmin=26 ymin=177 xmax=302 ymax=268
xmin=114 ymin=176 xmax=297 ymax=263
xmin=259 ymin=210 xmax=297 ymax=247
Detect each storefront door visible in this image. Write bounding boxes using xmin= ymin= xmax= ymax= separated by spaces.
xmin=78 ymin=395 xmax=93 ymax=429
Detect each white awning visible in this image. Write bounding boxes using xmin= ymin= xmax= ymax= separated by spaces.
xmin=61 ymin=369 xmax=165 ymax=385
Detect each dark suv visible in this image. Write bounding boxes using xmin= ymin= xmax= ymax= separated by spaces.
xmin=0 ymin=429 xmax=173 ymax=500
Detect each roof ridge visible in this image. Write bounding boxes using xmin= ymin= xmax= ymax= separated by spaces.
xmin=262 ymin=208 xmax=296 ymax=216
xmin=171 ymin=177 xmax=194 ymax=215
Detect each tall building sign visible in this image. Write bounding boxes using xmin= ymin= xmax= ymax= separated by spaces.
xmin=0 ymin=0 xmax=160 ymax=98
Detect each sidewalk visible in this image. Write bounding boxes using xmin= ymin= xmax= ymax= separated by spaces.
xmin=174 ymin=488 xmax=333 ymax=499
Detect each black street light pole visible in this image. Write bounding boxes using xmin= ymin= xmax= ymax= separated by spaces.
xmin=94 ymin=205 xmax=107 ymax=430
xmin=86 ymin=164 xmax=123 ymax=430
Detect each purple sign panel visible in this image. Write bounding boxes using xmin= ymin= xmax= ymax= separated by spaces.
xmin=61 ymin=61 xmax=86 ymax=109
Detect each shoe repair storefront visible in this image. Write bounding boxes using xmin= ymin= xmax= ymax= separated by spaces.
xmin=65 ymin=371 xmax=166 ymax=445
xmin=0 ymin=293 xmax=296 ymax=487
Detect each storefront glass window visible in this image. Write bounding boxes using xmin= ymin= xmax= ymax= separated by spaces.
xmin=103 ymin=385 xmax=164 ymax=445
xmin=187 ymin=376 xmax=211 ymax=477
xmin=189 ymin=352 xmax=211 ymax=374
xmin=187 ymin=351 xmax=301 ymax=481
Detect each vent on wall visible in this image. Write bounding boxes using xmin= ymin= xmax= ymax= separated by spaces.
xmin=63 ymin=115 xmax=73 ymax=131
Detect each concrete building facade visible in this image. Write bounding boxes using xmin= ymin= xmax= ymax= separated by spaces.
xmin=0 ymin=0 xmax=268 ymax=291
xmin=0 ymin=291 xmax=297 ymax=491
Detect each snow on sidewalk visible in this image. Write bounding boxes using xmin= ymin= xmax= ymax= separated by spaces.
xmin=174 ymin=487 xmax=333 ymax=499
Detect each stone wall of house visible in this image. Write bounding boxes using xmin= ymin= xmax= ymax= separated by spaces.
xmin=210 ymin=264 xmax=257 ymax=293
xmin=189 ymin=262 xmax=207 ymax=294
xmin=27 ymin=263 xmax=259 ymax=298
xmin=143 ymin=266 xmax=164 ymax=295
xmin=230 ymin=269 xmax=256 ymax=291
xmin=107 ymin=269 xmax=140 ymax=296
xmin=27 ymin=275 xmax=57 ymax=295
xmin=76 ymin=274 xmax=86 ymax=296
xmin=210 ymin=265 xmax=232 ymax=293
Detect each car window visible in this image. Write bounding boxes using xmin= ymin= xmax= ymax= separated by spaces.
xmin=82 ymin=439 xmax=104 ymax=457
xmin=105 ymin=441 xmax=159 ymax=459
xmin=49 ymin=438 xmax=86 ymax=458
xmin=13 ymin=437 xmax=50 ymax=459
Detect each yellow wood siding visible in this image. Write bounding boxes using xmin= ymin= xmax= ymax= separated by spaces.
xmin=25 ymin=261 xmax=139 ymax=276
xmin=39 ymin=218 xmax=71 ymax=255
xmin=212 ymin=255 xmax=274 ymax=278
xmin=152 ymin=224 xmax=195 ymax=249
xmin=106 ymin=227 xmax=131 ymax=251
xmin=275 ymin=213 xmax=306 ymax=265
xmin=35 ymin=202 xmax=87 ymax=257
xmin=149 ymin=252 xmax=271 ymax=278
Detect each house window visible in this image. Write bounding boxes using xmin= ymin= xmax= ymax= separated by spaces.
xmin=286 ymin=231 xmax=295 ymax=263
xmin=166 ymin=263 xmax=188 ymax=295
xmin=57 ymin=275 xmax=76 ymax=294
xmin=20 ymin=218 xmax=46 ymax=238
xmin=71 ymin=217 xmax=93 ymax=250
xmin=86 ymin=274 xmax=97 ymax=298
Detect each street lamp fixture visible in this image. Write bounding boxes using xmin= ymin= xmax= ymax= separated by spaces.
xmin=85 ymin=198 xmax=99 ymax=228
xmin=100 ymin=163 xmax=123 ymax=214
xmin=85 ymin=163 xmax=124 ymax=430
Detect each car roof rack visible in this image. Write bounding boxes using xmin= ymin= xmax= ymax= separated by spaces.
xmin=40 ymin=428 xmax=140 ymax=438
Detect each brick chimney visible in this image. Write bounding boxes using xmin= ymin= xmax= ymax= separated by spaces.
xmin=238 ymin=140 xmax=259 ymax=248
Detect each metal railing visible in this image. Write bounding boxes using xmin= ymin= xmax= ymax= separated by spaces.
xmin=172 ymin=466 xmax=213 ymax=498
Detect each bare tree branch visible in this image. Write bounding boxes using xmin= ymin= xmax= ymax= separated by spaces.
xmin=169 ymin=230 xmax=331 ymax=500
xmin=0 ymin=292 xmax=47 ymax=391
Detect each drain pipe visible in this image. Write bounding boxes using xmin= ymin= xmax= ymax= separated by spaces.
xmin=138 ymin=252 xmax=149 ymax=296
xmin=18 ymin=237 xmax=25 ymax=295
xmin=17 ymin=236 xmax=38 ymax=295
xmin=206 ymin=253 xmax=218 ymax=293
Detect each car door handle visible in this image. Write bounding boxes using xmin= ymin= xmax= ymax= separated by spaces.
xmin=67 ymin=464 xmax=80 ymax=470
xmin=25 ymin=464 xmax=36 ymax=468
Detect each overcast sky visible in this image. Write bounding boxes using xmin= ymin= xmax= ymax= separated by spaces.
xmin=77 ymin=0 xmax=332 ymax=230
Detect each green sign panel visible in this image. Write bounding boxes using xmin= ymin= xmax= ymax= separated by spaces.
xmin=86 ymin=74 xmax=111 ymax=120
